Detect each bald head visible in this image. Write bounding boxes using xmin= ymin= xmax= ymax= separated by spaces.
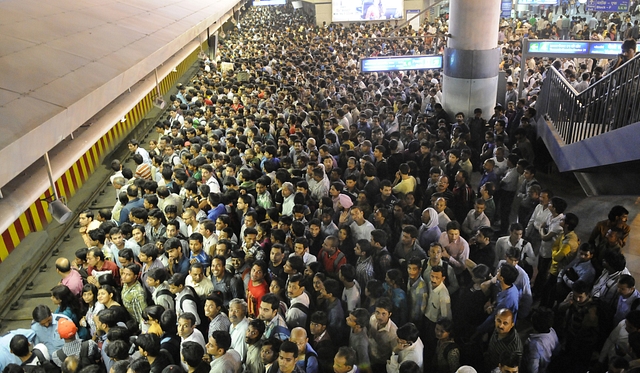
xmin=289 ymin=327 xmax=308 ymax=354
xmin=434 ymin=197 xmax=447 ymax=213
xmin=55 ymin=257 xmax=71 ymax=274
xmin=494 ymin=308 xmax=515 ymax=336
xmin=496 ymin=308 xmax=513 ymax=319
xmin=290 ymin=327 xmax=307 ymax=339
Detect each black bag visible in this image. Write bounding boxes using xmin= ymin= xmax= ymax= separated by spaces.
xmin=22 ymin=348 xmax=60 ymax=373
xmin=180 ymin=286 xmax=209 ymax=335
xmin=565 ymin=267 xmax=579 ymax=282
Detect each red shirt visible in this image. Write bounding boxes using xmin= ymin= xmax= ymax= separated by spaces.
xmin=88 ymin=259 xmax=121 ymax=286
xmin=247 ymin=280 xmax=269 ymax=318
xmin=319 ymin=248 xmax=347 ymax=275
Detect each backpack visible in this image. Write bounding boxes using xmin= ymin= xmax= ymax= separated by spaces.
xmin=160 ymin=336 xmax=180 ymax=365
xmin=154 ymin=288 xmax=176 ymax=309
xmin=290 ymin=302 xmax=311 ymax=330
xmin=22 ymin=349 xmax=60 ymax=373
xmin=55 ymin=340 xmax=101 ymax=372
xmin=180 ymin=286 xmax=209 ymax=335
xmin=302 ymin=348 xmax=319 ymax=371
xmin=423 ymin=260 xmax=451 ymax=287
xmin=441 ymin=260 xmax=451 ymax=287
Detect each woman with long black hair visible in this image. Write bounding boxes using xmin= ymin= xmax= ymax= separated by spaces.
xmin=50 ymin=284 xmax=90 ymax=340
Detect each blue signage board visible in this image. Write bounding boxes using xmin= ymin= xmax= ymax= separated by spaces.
xmin=527 ymin=41 xmax=589 ymax=54
xmin=524 ymin=39 xmax=639 ymax=58
xmin=361 ymin=55 xmax=443 ymax=72
xmin=518 ymin=0 xmax=557 ymax=4
xmin=589 ymin=42 xmax=624 ymax=55
xmin=585 ymin=0 xmax=630 ymax=12
xmin=501 ymin=0 xmax=513 ymax=18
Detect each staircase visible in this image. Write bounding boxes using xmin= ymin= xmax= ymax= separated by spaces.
xmin=534 ymin=53 xmax=640 ymax=195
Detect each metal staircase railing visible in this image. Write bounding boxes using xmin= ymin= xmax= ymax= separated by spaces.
xmin=538 ymin=52 xmax=640 ymax=144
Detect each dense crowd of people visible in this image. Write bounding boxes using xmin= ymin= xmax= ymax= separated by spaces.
xmin=1 ymin=3 xmax=638 ymax=373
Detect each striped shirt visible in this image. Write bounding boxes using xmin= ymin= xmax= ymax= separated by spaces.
xmin=486 ymin=329 xmax=523 ymax=371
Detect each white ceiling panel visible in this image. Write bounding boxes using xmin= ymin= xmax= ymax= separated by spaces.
xmin=29 ymin=62 xmax=121 ymax=108
xmin=0 ymin=95 xmax=64 ymax=150
xmin=0 ymin=88 xmax=21 ymax=107
xmin=0 ymin=34 xmax=37 ymax=58
xmin=0 ymin=0 xmax=243 ymax=188
xmin=0 ymin=45 xmax=91 ymax=93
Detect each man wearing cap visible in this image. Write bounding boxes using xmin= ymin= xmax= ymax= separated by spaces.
xmin=51 ymin=318 xmax=100 ymax=368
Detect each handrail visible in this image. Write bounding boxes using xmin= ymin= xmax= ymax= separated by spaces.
xmin=538 ymin=52 xmax=640 ymax=144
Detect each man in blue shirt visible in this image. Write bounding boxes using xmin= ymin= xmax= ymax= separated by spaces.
xmin=30 ymin=305 xmax=69 ymax=354
xmin=475 ymin=264 xmax=520 ymax=337
xmin=289 ymin=327 xmax=319 ymax=373
xmin=166 ymin=237 xmax=190 ymax=275
xmin=119 ymin=185 xmax=144 ymax=225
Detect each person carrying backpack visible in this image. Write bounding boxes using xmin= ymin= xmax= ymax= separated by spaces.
xmin=168 ymin=273 xmax=209 ymax=336
xmin=9 ymin=334 xmax=60 ymax=373
xmin=51 ymin=319 xmax=101 ymax=370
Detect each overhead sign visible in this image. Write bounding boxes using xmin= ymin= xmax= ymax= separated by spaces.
xmin=586 ymin=0 xmax=630 ymax=12
xmin=518 ymin=0 xmax=558 ymax=4
xmin=528 ymin=41 xmax=589 ymax=54
xmin=361 ymin=55 xmax=443 ymax=72
xmin=501 ymin=0 xmax=513 ymax=18
xmin=589 ymin=42 xmax=626 ymax=55
xmin=525 ymin=40 xmax=638 ymax=56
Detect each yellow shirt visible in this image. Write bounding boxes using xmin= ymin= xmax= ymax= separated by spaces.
xmin=550 ymin=231 xmax=579 ymax=275
xmin=392 ymin=176 xmax=417 ymax=195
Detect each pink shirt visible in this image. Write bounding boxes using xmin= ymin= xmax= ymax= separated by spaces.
xmin=61 ymin=269 xmax=84 ymax=296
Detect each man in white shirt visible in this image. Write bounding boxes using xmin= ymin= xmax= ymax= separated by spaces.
xmin=228 ymin=298 xmax=250 ymax=361
xmin=185 ymin=263 xmax=214 ymax=300
xmin=178 ymin=313 xmax=206 ymax=371
xmin=525 ymin=189 xmax=552 ymax=255
xmin=461 ymin=199 xmax=491 ymax=239
xmin=386 ymin=323 xmax=424 ymax=373
xmin=199 ymin=220 xmax=219 ymax=257
xmin=128 ymin=139 xmax=151 ymax=165
xmin=423 ymin=265 xmax=451 ymax=363
xmin=201 ymin=164 xmax=221 ymax=194
xmin=368 ymin=298 xmax=398 ymax=372
xmin=349 ymin=206 xmax=375 ymax=242
xmin=534 ymin=197 xmax=567 ymax=295
xmin=286 ymin=274 xmax=310 ymax=329
xmin=340 ymin=265 xmax=361 ymax=312
xmin=495 ymin=223 xmax=536 ymax=273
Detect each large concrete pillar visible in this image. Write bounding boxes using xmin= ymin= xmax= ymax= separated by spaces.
xmin=442 ymin=0 xmax=501 ymax=118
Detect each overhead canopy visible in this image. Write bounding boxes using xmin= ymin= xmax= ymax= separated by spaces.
xmin=0 ymin=0 xmax=240 ymax=189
